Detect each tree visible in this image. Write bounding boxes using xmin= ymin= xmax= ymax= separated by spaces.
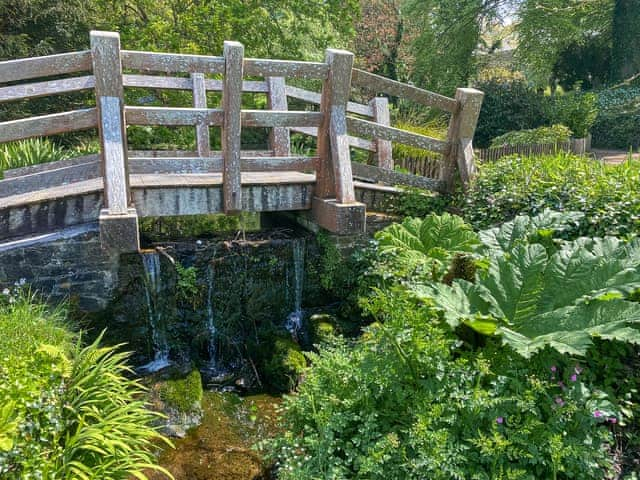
xmin=611 ymin=0 xmax=640 ymax=81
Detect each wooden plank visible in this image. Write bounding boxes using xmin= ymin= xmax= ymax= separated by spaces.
xmin=290 ymin=126 xmax=376 ymax=151
xmin=0 ymin=76 xmax=95 ymax=103
xmin=0 ymin=161 xmax=101 ymax=198
xmin=121 ymin=50 xmax=225 ymax=74
xmin=267 ymin=77 xmax=291 ymax=156
xmin=351 ymin=162 xmax=445 ymax=193
xmin=316 ymin=49 xmax=356 ymax=202
xmin=0 ymin=50 xmax=92 ymax=83
xmin=244 ymin=58 xmax=329 ymax=79
xmin=369 ymin=97 xmax=393 ymax=169
xmin=286 ymin=85 xmax=373 ymax=117
xmin=351 ymin=68 xmax=458 ymax=113
xmin=91 ymin=30 xmax=130 ymax=215
xmin=129 ymin=157 xmax=223 ymax=174
xmin=0 ymin=109 xmax=98 ymax=143
xmin=241 ymin=110 xmax=322 ymax=128
xmin=125 ymin=106 xmax=224 ymax=126
xmin=442 ymin=87 xmax=484 ymax=191
xmin=3 ymin=154 xmax=99 ymax=178
xmin=347 ymin=116 xmax=448 ymax=153
xmin=222 ymin=41 xmax=244 ymax=213
xmin=210 ymin=79 xmax=269 ymax=93
xmin=191 ymin=73 xmax=211 ymax=156
xmin=122 ymin=75 xmax=269 ymax=93
xmin=241 ymin=156 xmax=316 ymax=172
xmin=128 ymin=149 xmax=274 ymax=158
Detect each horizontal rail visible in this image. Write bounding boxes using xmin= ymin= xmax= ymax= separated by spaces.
xmin=244 ymin=58 xmax=329 ymax=79
xmin=125 ymin=107 xmax=223 ymax=126
xmin=347 ymin=116 xmax=448 ymax=153
xmin=0 ymin=51 xmax=92 ymax=83
xmin=121 ymin=50 xmax=225 ymax=74
xmin=122 ymin=74 xmax=270 ymax=93
xmin=286 ymin=85 xmax=373 ymax=117
xmin=290 ymin=126 xmax=376 ymax=151
xmin=351 ymin=68 xmax=458 ymax=113
xmin=351 ymin=162 xmax=446 ymax=193
xmin=128 ymin=156 xmax=316 ymax=174
xmin=0 ymin=76 xmax=96 ymax=103
xmin=241 ymin=110 xmax=322 ymax=128
xmin=128 ymin=149 xmax=274 ymax=158
xmin=2 ymin=154 xmax=99 ymax=178
xmin=0 ymin=108 xmax=98 ymax=143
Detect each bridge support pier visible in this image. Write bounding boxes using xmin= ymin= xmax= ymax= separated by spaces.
xmin=99 ymin=208 xmax=140 ymax=253
xmin=311 ymin=198 xmax=366 ymax=235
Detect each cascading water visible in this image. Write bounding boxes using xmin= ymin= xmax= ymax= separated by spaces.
xmin=140 ymin=251 xmax=171 ymax=372
xmin=285 ymin=238 xmax=305 ymax=338
xmin=205 ymin=262 xmax=220 ymax=371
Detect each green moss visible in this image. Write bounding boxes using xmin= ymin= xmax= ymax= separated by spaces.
xmin=158 ymin=369 xmax=204 ymax=414
xmin=309 ymin=314 xmax=337 ymax=344
xmin=263 ymin=338 xmax=306 ymax=393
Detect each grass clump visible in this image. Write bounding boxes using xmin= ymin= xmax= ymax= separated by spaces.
xmin=489 ymin=124 xmax=572 ymax=147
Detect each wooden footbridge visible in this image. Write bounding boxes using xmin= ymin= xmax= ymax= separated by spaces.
xmin=0 ymin=31 xmax=483 ymax=252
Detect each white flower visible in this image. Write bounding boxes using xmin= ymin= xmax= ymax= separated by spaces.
xmin=1 ymin=288 xmax=9 ymax=296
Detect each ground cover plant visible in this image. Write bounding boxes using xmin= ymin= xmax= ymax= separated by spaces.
xmin=0 ymin=287 xmax=171 ymax=479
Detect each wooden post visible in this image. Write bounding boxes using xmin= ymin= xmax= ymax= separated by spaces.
xmin=441 ymin=87 xmax=484 ymax=192
xmin=369 ymin=96 xmax=393 ymax=170
xmin=222 ymin=41 xmax=244 ymax=213
xmin=191 ymin=72 xmax=211 ymax=156
xmin=267 ymin=77 xmax=291 ymax=156
xmin=91 ymin=30 xmax=139 ymax=252
xmin=316 ymin=49 xmax=355 ymax=202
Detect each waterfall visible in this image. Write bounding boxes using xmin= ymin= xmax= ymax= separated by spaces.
xmin=205 ymin=262 xmax=219 ymax=370
xmin=140 ymin=251 xmax=171 ymax=372
xmin=285 ymin=238 xmax=305 ymax=336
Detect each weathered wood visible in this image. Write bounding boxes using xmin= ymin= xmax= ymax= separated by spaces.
xmin=128 ymin=156 xmax=315 ymax=174
xmin=191 ymin=73 xmax=211 ymax=156
xmin=0 ymin=160 xmax=101 ymax=198
xmin=0 ymin=76 xmax=95 ymax=103
xmin=351 ymin=68 xmax=458 ymax=113
xmin=91 ymin=31 xmax=130 ymax=215
xmin=121 ymin=50 xmax=225 ymax=74
xmin=2 ymin=154 xmax=100 ymax=178
xmin=267 ymin=77 xmax=291 ymax=156
xmin=347 ymin=116 xmax=448 ymax=153
xmin=0 ymin=50 xmax=92 ymax=83
xmin=241 ymin=156 xmax=316 ymax=172
xmin=122 ymin=74 xmax=270 ymax=93
xmin=290 ymin=126 xmax=376 ymax=151
xmin=241 ymin=110 xmax=322 ymax=128
xmin=351 ymin=162 xmax=445 ymax=192
xmin=311 ymin=197 xmax=365 ymax=234
xmin=369 ymin=97 xmax=393 ymax=169
xmin=316 ymin=49 xmax=356 ymax=203
xmin=125 ymin=107 xmax=224 ymax=126
xmin=0 ymin=109 xmax=98 ymax=143
xmin=442 ymin=87 xmax=484 ymax=191
xmin=128 ymin=149 xmax=274 ymax=158
xmin=244 ymin=58 xmax=329 ymax=79
xmin=222 ymin=41 xmax=244 ymax=213
xmin=286 ymin=85 xmax=373 ymax=117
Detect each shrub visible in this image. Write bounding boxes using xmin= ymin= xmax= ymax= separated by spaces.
xmin=268 ymin=290 xmax=615 ymax=479
xmin=547 ymin=91 xmax=599 ymax=138
xmin=490 ymin=124 xmax=572 ymax=148
xmin=462 ymin=152 xmax=640 ymax=237
xmin=0 ymin=138 xmax=69 ymax=177
xmin=0 ymin=289 xmax=171 ymax=479
xmin=473 ymin=79 xmax=549 ymax=148
xmin=592 ymin=86 xmax=640 ymax=149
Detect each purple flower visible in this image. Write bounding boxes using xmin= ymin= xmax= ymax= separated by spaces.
xmin=496 ymin=417 xmax=504 ymax=424
xmin=593 ymin=410 xmax=603 ymax=418
xmin=550 ymin=366 xmax=557 ymax=372
xmin=609 ymin=417 xmax=617 ymax=424
xmin=570 ymin=374 xmax=577 ymax=382
xmin=555 ymin=397 xmax=565 ymax=407
xmin=558 ymin=381 xmax=565 ymax=389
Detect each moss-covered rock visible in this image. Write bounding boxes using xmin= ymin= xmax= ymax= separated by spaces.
xmin=309 ymin=313 xmax=337 ymax=345
xmin=158 ymin=369 xmax=203 ymax=414
xmin=263 ymin=338 xmax=306 ymax=393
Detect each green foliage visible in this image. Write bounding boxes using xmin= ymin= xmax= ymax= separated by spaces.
xmin=474 ymin=79 xmax=549 ymax=148
xmin=0 ymin=289 xmax=171 ymax=479
xmin=140 ymin=213 xmax=261 ymax=241
xmin=0 ymin=138 xmax=70 ymax=177
xmin=268 ymin=289 xmax=615 ymax=479
xmin=158 ymin=370 xmax=203 ymax=415
xmin=415 ymin=212 xmax=640 ymax=357
xmin=547 ymin=92 xmax=599 ymax=138
xmin=593 ymin=86 xmax=640 ymax=149
xmin=386 ymin=187 xmax=450 ymax=219
xmin=392 ymin=120 xmax=446 ymax=164
xmin=175 ymin=262 xmax=200 ymax=309
xmin=462 ymin=152 xmax=640 ymax=237
xmin=262 ymin=337 xmax=306 ymax=393
xmin=490 ymin=124 xmax=572 ymax=148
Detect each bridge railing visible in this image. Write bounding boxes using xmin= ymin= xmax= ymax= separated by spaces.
xmin=0 ymin=30 xmax=483 ymax=250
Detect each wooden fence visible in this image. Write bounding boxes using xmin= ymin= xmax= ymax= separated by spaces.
xmin=0 ymin=31 xmax=484 ymax=250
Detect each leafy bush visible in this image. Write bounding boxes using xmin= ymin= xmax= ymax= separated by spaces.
xmin=0 ymin=138 xmax=70 ymax=177
xmin=268 ymin=290 xmax=615 ymax=479
xmin=490 ymin=124 xmax=572 ymax=148
xmin=462 ymin=152 xmax=640 ymax=237
xmin=474 ymin=79 xmax=549 ymax=148
xmin=0 ymin=289 xmax=171 ymax=479
xmin=547 ymin=91 xmax=599 ymax=138
xmin=592 ymin=86 xmax=640 ymax=149
xmin=416 ymin=212 xmax=640 ymax=357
